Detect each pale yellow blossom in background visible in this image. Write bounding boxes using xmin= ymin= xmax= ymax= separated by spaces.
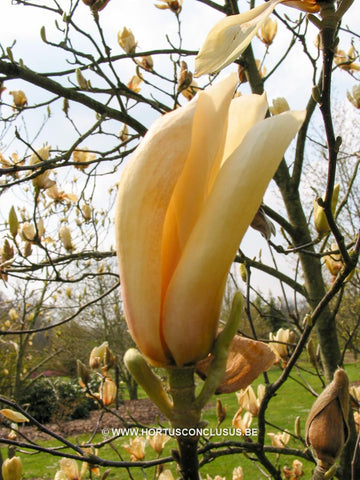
xmin=9 ymin=90 xmax=27 ymax=110
xmin=236 ymin=384 xmax=265 ymax=416
xmin=232 ymin=466 xmax=244 ymax=480
xmin=118 ymin=27 xmax=137 ymax=54
xmin=59 ymin=226 xmax=74 ymax=251
xmin=123 ymin=437 xmax=146 ymax=461
xmin=46 ymin=184 xmax=78 ymax=203
xmin=148 ymin=432 xmax=171 ymax=454
xmin=29 ymin=145 xmax=55 ymax=190
xmin=347 ymin=84 xmax=360 ymax=109
xmin=127 ymin=74 xmax=143 ymax=93
xmin=334 ymin=45 xmax=360 ymax=73
xmin=232 ymin=410 xmax=253 ymax=434
xmin=155 ymin=0 xmax=182 ymax=14
xmin=258 ymin=17 xmax=278 ymax=46
xmin=72 ymin=147 xmax=96 ymax=170
xmin=268 ymin=430 xmax=291 ymax=448
xmin=269 ymin=328 xmax=296 ymax=364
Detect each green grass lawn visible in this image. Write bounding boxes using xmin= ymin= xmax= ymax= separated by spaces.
xmin=1 ymin=360 xmax=359 ymax=479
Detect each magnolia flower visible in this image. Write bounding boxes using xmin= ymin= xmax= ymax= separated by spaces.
xmin=72 ymin=147 xmax=96 ymax=170
xmin=29 ymin=145 xmax=56 ymax=190
xmin=148 ymin=432 xmax=171 ymax=454
xmin=138 ymin=55 xmax=154 ymax=71
xmin=181 ymin=80 xmax=200 ymax=101
xmin=59 ymin=226 xmax=74 ymax=251
xmin=9 ymin=90 xmax=28 ymax=110
xmin=268 ymin=430 xmax=290 ymax=447
xmin=232 ymin=410 xmax=253 ymax=434
xmin=115 ymin=73 xmax=304 ymax=366
xmin=123 ymin=437 xmax=146 ymax=461
xmin=232 ymin=466 xmax=244 ymax=480
xmin=258 ymin=17 xmax=278 ymax=46
xmin=269 ymin=328 xmax=296 ymax=364
xmin=347 ymin=84 xmax=360 ymax=109
xmin=46 ymin=184 xmax=78 ymax=203
xmin=270 ymin=97 xmax=290 ymax=115
xmin=236 ymin=384 xmax=265 ymax=416
xmin=118 ymin=27 xmax=137 ymax=54
xmin=58 ymin=458 xmax=80 ymax=480
xmin=127 ymin=75 xmax=143 ymax=93
xmin=1 ymin=457 xmax=23 ymax=480
xmin=195 ymin=0 xmax=319 ymax=76
xmin=155 ymin=0 xmax=182 ymax=14
xmin=96 ymin=377 xmax=117 ymax=406
xmin=334 ymin=45 xmax=360 ymax=73
xmin=324 ymin=244 xmax=343 ymax=277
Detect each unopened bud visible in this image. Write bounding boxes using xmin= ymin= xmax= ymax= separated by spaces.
xmin=8 ymin=206 xmax=19 ymax=238
xmin=77 ymin=359 xmax=91 ymax=385
xmin=216 ymin=398 xmax=227 ymax=425
xmin=305 ymin=368 xmax=350 ymax=472
xmin=177 ymin=61 xmax=193 ymax=93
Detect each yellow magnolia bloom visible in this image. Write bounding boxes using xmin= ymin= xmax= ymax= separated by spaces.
xmin=59 ymin=458 xmax=80 ymax=480
xmin=115 ymin=73 xmax=304 ymax=366
xmin=268 ymin=430 xmax=291 ymax=447
xmin=195 ymin=0 xmax=319 ymax=76
xmin=123 ymin=437 xmax=146 ymax=461
xmin=118 ymin=27 xmax=137 ymax=54
xmin=2 ymin=457 xmax=23 ymax=480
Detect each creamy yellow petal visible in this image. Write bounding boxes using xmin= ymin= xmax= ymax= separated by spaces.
xmin=163 ymin=110 xmax=305 ymax=365
xmin=195 ymin=0 xmax=282 ymax=77
xmin=115 ymin=99 xmax=198 ymax=365
xmin=222 ymin=93 xmax=268 ymax=167
xmin=161 ymin=74 xmax=238 ymax=290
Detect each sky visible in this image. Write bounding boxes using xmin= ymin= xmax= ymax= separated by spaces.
xmin=1 ymin=0 xmax=359 ymax=298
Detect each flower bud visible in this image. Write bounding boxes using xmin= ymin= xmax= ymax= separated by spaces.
xmin=177 ymin=61 xmax=193 ymax=93
xmin=1 ymin=457 xmax=22 ymax=480
xmin=305 ymin=368 xmax=350 ymax=472
xmin=100 ymin=377 xmax=117 ymax=406
xmin=89 ymin=341 xmax=109 ymax=369
xmin=155 ymin=0 xmax=182 ymax=14
xmin=216 ymin=398 xmax=227 ymax=425
xmin=313 ymin=184 xmax=339 ymax=236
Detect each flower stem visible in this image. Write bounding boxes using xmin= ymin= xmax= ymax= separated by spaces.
xmin=167 ymin=366 xmax=201 ymax=480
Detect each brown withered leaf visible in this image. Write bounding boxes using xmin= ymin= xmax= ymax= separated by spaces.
xmin=196 ymin=335 xmax=275 ymax=394
xmin=250 ymin=206 xmax=275 ymax=240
